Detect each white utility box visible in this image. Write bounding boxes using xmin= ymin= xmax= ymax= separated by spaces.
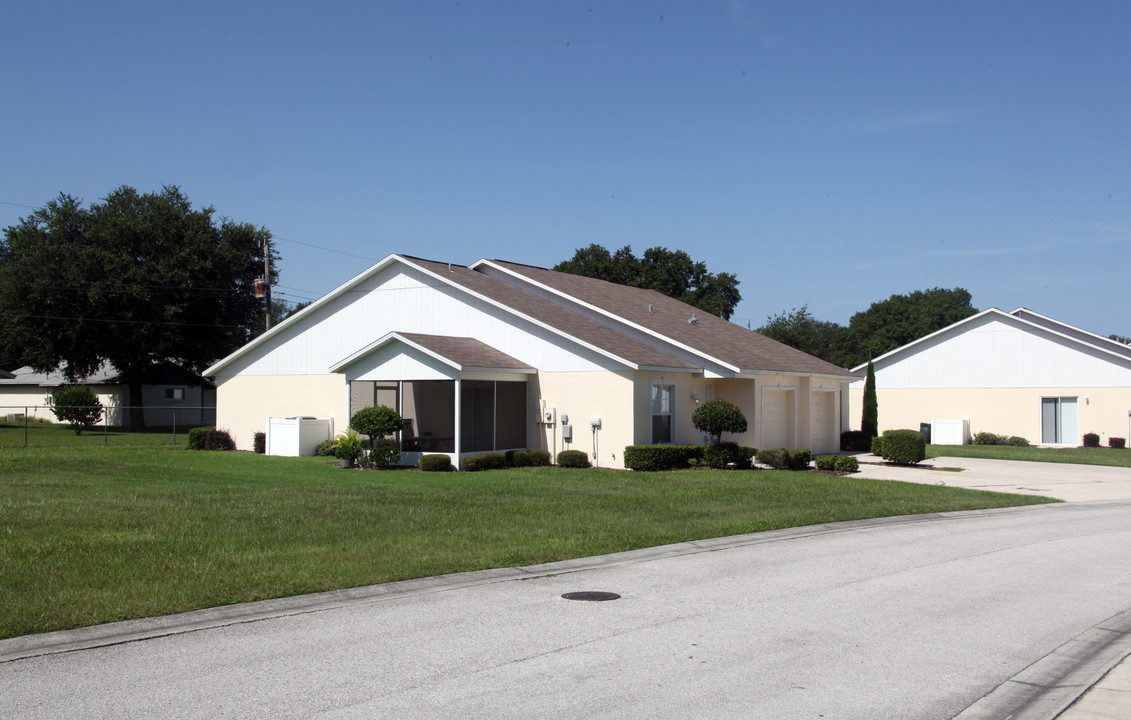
xmin=266 ymin=416 xmax=334 ymax=457
xmin=931 ymin=418 xmax=970 ymax=446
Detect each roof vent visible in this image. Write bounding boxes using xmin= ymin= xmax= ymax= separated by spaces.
xmin=688 ymin=313 xmax=698 ymax=325
xmin=648 ymin=304 xmax=653 ymax=313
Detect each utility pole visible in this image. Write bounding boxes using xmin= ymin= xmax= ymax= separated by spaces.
xmin=263 ymin=237 xmax=272 ymax=331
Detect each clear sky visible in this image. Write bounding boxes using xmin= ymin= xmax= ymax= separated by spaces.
xmin=3 ymin=1 xmax=1129 ymax=337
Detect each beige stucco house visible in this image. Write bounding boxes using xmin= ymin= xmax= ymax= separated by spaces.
xmin=0 ymin=361 xmax=216 ymax=427
xmin=848 ymin=308 xmax=1131 ymax=446
xmin=205 ymin=254 xmax=859 ymax=468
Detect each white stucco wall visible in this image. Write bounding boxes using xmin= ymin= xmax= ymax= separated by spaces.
xmin=529 ymin=369 xmax=636 ymax=469
xmin=213 ymin=374 xmax=346 ymax=451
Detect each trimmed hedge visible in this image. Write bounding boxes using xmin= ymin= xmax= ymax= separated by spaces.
xmin=870 ymin=435 xmax=885 ymax=456
xmin=1083 ymin=432 xmax=1101 ymax=448
xmin=527 ymin=449 xmax=552 ymax=467
xmin=420 ymin=454 xmax=452 ymax=472
xmin=973 ymin=432 xmax=1031 ymax=447
xmin=557 ymin=450 xmax=592 ymax=468
xmin=703 ymin=442 xmax=756 ymax=469
xmin=188 ymin=426 xmax=214 ymax=451
xmin=315 ymin=439 xmax=338 ymax=457
xmin=1110 ymin=437 xmax=1126 ymax=450
xmin=840 ymin=430 xmax=871 ymax=451
xmin=253 ymin=432 xmax=266 ymax=454
xmin=834 ymin=455 xmax=859 ymax=472
xmin=461 ymin=453 xmax=507 ymax=472
xmin=756 ymin=448 xmax=811 ymax=471
xmin=815 ymin=454 xmax=838 ymax=471
xmin=878 ymin=429 xmax=925 ymax=465
xmin=623 ymin=444 xmax=705 ymax=471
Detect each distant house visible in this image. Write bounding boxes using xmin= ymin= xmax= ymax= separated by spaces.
xmin=848 ymin=308 xmax=1131 ymax=446
xmin=0 ymin=361 xmax=216 ymax=427
xmin=205 ymin=254 xmax=859 ymax=466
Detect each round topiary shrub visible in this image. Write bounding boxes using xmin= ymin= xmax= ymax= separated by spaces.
xmin=692 ymin=400 xmax=748 ymax=444
xmin=350 ymin=405 xmax=402 ymax=445
xmin=556 ymin=449 xmax=592 ymax=468
xmin=527 ymin=449 xmax=552 ymax=467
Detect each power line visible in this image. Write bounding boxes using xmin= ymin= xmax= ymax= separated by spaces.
xmin=0 ymin=312 xmax=248 ymax=329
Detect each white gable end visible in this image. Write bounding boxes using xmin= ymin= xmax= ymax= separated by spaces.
xmin=854 ymin=314 xmax=1131 ymax=390
xmin=214 ymin=262 xmax=618 ymax=377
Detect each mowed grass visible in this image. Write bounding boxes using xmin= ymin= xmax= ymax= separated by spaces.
xmin=927 ymin=443 xmax=1131 ymax=467
xmin=0 ymin=420 xmax=184 ymax=449
xmin=0 ymin=446 xmax=1056 ymax=640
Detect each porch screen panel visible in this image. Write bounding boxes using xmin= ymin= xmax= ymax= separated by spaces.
xmin=349 ymin=381 xmax=375 ymax=418
xmin=494 ymin=381 xmax=527 ymax=450
xmin=461 ymin=381 xmax=495 ymax=452
xmin=404 ymin=380 xmax=454 ymax=452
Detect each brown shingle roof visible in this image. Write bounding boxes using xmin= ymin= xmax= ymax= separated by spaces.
xmin=480 ymin=259 xmax=859 ymax=379
xmin=401 ymin=257 xmax=700 ymax=371
xmin=395 ymin=333 xmax=534 ymax=372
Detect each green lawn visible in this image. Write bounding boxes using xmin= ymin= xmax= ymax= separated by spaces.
xmin=0 ymin=419 xmax=187 ymax=449
xmin=927 ymin=443 xmax=1131 ymax=467
xmin=0 ymin=446 xmax=1056 ymax=640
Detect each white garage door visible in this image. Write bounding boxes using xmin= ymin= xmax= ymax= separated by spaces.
xmin=810 ymin=392 xmax=835 ymax=455
xmin=762 ymin=390 xmax=792 ymax=449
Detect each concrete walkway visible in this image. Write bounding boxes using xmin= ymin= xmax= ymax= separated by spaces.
xmin=857 ymin=455 xmax=1131 ymax=718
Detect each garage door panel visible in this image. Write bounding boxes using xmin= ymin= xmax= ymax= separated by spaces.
xmin=763 ymin=390 xmax=791 ymax=449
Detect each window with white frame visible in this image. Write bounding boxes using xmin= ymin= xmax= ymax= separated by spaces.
xmin=651 ymin=384 xmax=675 ymax=444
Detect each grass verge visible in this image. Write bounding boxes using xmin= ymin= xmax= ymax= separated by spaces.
xmin=1 ymin=446 xmax=1055 ymax=640
xmin=927 ymin=444 xmax=1131 ymax=467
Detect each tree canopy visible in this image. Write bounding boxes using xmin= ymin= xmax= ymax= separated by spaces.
xmin=0 ymin=185 xmax=276 ymax=428
xmin=758 ymin=288 xmax=978 ymax=369
xmin=554 ymin=244 xmax=742 ymax=320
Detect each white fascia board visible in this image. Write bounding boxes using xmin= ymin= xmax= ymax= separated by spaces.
xmin=1010 ymin=307 xmax=1131 ymax=354
xmin=463 ymin=367 xmax=537 ymax=375
xmin=736 ymin=369 xmax=858 ymax=381
xmin=640 ymin=365 xmax=708 ymax=375
xmin=205 ymin=253 xmax=405 ymax=377
xmin=847 ymin=307 xmax=1007 ymax=373
xmin=402 ymin=258 xmax=640 ymax=371
xmin=1004 ymin=308 xmax=1131 ymax=364
xmin=330 ymin=332 xmax=460 ymax=374
xmin=470 ymin=259 xmax=742 ymax=374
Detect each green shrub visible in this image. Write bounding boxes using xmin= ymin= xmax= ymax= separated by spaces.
xmin=691 ymin=400 xmax=748 ymax=443
xmin=623 ymin=444 xmax=705 ymax=471
xmin=815 ymin=454 xmax=838 ymax=471
xmin=973 ymin=432 xmax=1006 ymax=445
xmin=527 ymin=449 xmax=552 ymax=467
xmin=350 ymin=405 xmax=402 ymax=446
xmin=557 ymin=450 xmax=591 ymax=468
xmin=253 ymin=432 xmax=266 ymax=454
xmin=334 ymin=429 xmax=363 ymax=464
xmin=509 ymin=450 xmax=531 ymax=467
xmin=757 ymin=448 xmax=788 ymax=469
xmin=703 ymin=442 xmax=756 ymax=469
xmin=1083 ymin=432 xmax=1101 ymax=448
xmin=1006 ymin=436 xmax=1030 ymax=447
xmin=188 ymin=426 xmax=215 ymax=451
xmin=834 ymin=455 xmax=859 ymax=472
xmin=870 ymin=435 xmax=885 ymax=456
xmin=420 ymin=454 xmax=452 ymax=472
xmin=789 ymin=449 xmax=812 ymax=470
xmin=51 ymin=385 xmax=103 ymax=435
xmin=462 ymin=453 xmax=507 ymax=472
xmin=879 ymin=429 xmax=925 ymax=465
xmin=203 ymin=429 xmax=236 ymax=451
xmin=1110 ymin=437 xmax=1126 ymax=450
xmin=364 ymin=444 xmax=400 ymax=469
xmin=315 ymin=439 xmax=339 ymax=457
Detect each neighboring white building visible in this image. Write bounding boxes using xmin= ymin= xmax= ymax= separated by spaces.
xmin=848 ymin=308 xmax=1131 ymax=446
xmin=205 ymin=254 xmax=860 ymax=467
xmin=0 ymin=361 xmax=216 ymax=427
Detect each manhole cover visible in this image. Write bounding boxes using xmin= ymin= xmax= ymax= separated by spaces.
xmin=561 ymin=591 xmax=621 ymax=601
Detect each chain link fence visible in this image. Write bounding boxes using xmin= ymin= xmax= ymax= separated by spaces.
xmin=0 ymin=405 xmax=217 ymax=448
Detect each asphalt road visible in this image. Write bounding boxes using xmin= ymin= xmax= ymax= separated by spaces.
xmin=3 ymin=499 xmax=1131 ymax=719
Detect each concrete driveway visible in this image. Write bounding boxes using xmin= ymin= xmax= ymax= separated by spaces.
xmin=853 ymin=454 xmax=1131 ymax=502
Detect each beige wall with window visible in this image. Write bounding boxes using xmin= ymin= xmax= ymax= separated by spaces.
xmin=848 ymin=386 xmax=1131 ymax=446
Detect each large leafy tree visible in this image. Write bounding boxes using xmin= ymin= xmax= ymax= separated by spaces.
xmin=757 ymin=305 xmax=849 ymax=366
xmin=554 ymin=244 xmax=742 ymax=320
xmin=0 ymin=185 xmax=276 ymax=429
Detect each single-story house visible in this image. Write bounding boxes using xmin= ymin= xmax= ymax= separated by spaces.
xmin=206 ymin=254 xmax=859 ymax=468
xmin=0 ymin=361 xmax=216 ymax=427
xmin=848 ymin=308 xmax=1131 ymax=446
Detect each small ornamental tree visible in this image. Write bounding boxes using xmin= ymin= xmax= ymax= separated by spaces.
xmin=861 ymin=358 xmax=878 ymax=439
xmin=52 ymin=384 xmax=103 ymax=435
xmin=692 ymin=399 xmax=748 ymax=444
xmin=350 ymin=405 xmax=402 ymax=445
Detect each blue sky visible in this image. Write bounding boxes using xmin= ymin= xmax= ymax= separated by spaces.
xmin=3 ymin=1 xmax=1129 ymax=337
